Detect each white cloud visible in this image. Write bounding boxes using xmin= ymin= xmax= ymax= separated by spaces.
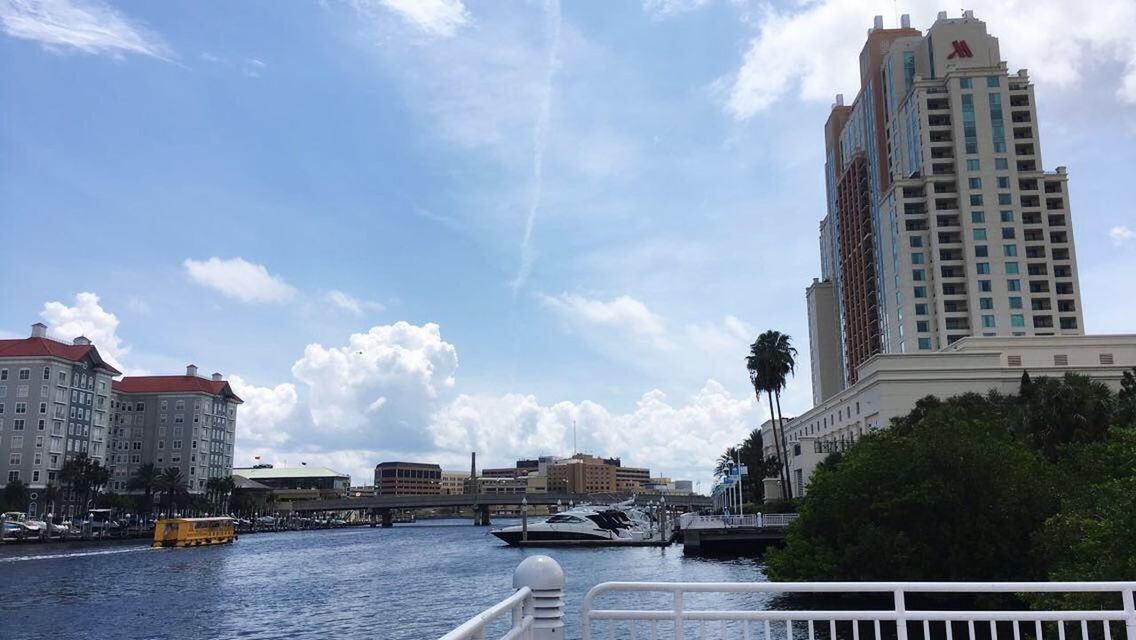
xmin=39 ymin=291 xmax=129 ymax=371
xmin=540 ymin=292 xmax=672 ymax=350
xmin=126 ymin=297 xmax=151 ymax=315
xmin=642 ymin=0 xmax=710 ymax=20
xmin=355 ymin=0 xmax=468 ymax=38
xmin=326 ymin=290 xmax=385 ymax=316
xmin=241 ymin=57 xmax=265 ymax=77
xmin=290 ymin=322 xmax=459 ymax=451
xmin=0 ymin=0 xmax=170 ymax=59
xmin=183 ymin=257 xmax=297 ymax=304
xmin=1110 ymin=225 xmax=1135 ymax=247
xmin=725 ymin=1 xmax=1136 ymax=119
xmin=227 ymin=375 xmax=298 ymax=448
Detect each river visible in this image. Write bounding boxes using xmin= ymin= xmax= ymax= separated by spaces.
xmin=0 ymin=519 xmax=768 ymax=640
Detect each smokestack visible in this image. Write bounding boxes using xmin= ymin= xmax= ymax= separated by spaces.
xmin=900 ymin=14 xmax=911 ymax=28
xmin=212 ymin=372 xmax=223 ymax=382
xmin=73 ymin=336 xmax=91 ymax=346
xmin=186 ymin=364 xmax=198 ymax=377
xmin=31 ymin=323 xmax=47 ymax=338
xmin=836 ymin=93 xmax=845 ymax=106
xmin=470 ymin=452 xmax=477 ymax=480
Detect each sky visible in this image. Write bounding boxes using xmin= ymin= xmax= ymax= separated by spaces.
xmin=2 ymin=0 xmax=1135 ymax=490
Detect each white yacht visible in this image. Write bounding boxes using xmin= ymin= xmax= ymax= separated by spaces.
xmin=491 ymin=506 xmax=652 ymax=545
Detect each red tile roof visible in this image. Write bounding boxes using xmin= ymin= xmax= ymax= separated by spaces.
xmin=112 ymin=376 xmax=243 ymax=403
xmin=0 ymin=337 xmax=122 ymax=375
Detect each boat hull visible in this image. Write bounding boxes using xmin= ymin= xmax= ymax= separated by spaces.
xmin=491 ymin=529 xmax=612 ymax=546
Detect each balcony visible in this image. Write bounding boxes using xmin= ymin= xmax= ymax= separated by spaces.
xmin=1044 ymin=181 xmax=1063 ymax=194
xmin=1011 ymin=110 xmax=1032 ymax=123
xmin=1018 ymin=179 xmax=1038 ymax=192
xmin=1017 ymin=159 xmax=1037 ymax=172
xmin=1010 ymin=94 xmax=1031 ymax=107
xmin=940 ymin=266 xmax=964 ymax=278
xmin=939 ymin=249 xmax=963 ymax=261
xmin=938 ymin=232 xmax=962 ymax=244
xmin=1056 ymin=282 xmax=1074 ymax=295
xmin=933 ymin=181 xmax=957 ymax=194
xmin=931 ymin=163 xmax=956 ymax=176
xmin=1013 ymin=127 xmax=1034 ymax=140
xmin=936 ymin=215 xmax=960 ymax=228
xmin=1052 ymin=248 xmax=1070 ymax=261
xmin=1024 ymin=230 xmax=1045 ymax=242
xmin=1016 ymin=143 xmax=1036 ymax=156
xmin=1057 ymin=300 xmax=1076 ymax=313
xmin=1060 ymin=317 xmax=1079 ymax=330
xmin=927 ymin=98 xmax=949 ymax=111
xmin=1054 ymin=266 xmax=1073 ymax=278
xmin=1033 ymin=315 xmax=1054 ymax=329
xmin=902 ymin=187 xmax=925 ymax=199
xmin=1027 ymin=264 xmax=1049 ymax=276
xmin=905 ymin=220 xmax=929 ymax=231
xmin=1023 ymin=213 xmax=1042 ymax=225
xmin=934 ymin=198 xmax=959 ymax=211
xmin=1050 ymin=231 xmax=1068 ymax=243
xmin=1048 ymin=214 xmax=1067 ymax=227
xmin=1046 ymin=198 xmax=1065 ymax=210
xmin=1031 ymin=298 xmax=1052 ymax=311
xmin=1029 ymin=281 xmax=1051 ymax=294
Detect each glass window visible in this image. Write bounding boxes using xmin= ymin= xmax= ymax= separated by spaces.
xmin=1008 ymin=279 xmax=1021 ymax=291
xmin=916 ymin=320 xmax=929 ymax=332
xmin=1004 ymin=244 xmax=1018 ymax=257
xmin=989 ymin=93 xmax=1006 ymax=152
xmin=973 ymin=228 xmax=987 ymax=241
xmin=980 ymin=298 xmax=994 ymax=310
xmin=912 ymin=252 xmax=925 ymax=264
xmin=970 ymin=194 xmax=984 ymax=206
xmin=1006 ymin=261 xmax=1020 ymax=274
xmin=998 ymin=193 xmax=1013 ymax=205
xmin=979 ymin=280 xmax=992 ymax=292
xmin=997 ymin=176 xmax=1010 ymax=189
xmin=968 ymin=177 xmax=982 ymax=189
xmin=912 ymin=269 xmax=925 ymax=281
xmin=966 ymin=159 xmax=980 ymax=171
xmin=994 ymin=158 xmax=1009 ymax=170
xmin=1000 ymin=210 xmax=1014 ymax=223
xmin=977 ymin=263 xmax=990 ymax=274
xmin=961 ymin=94 xmax=977 ymax=154
xmin=918 ymin=337 xmax=932 ymax=350
xmin=915 ymin=303 xmax=928 ymax=316
xmin=910 ymin=236 xmax=923 ymax=248
xmin=1011 ymin=314 xmax=1025 ymax=327
xmin=982 ymin=315 xmax=996 ymax=328
xmin=960 ymin=77 xmax=973 ymax=88
xmin=1009 ymin=296 xmax=1023 ymax=309
xmin=986 ymin=76 xmax=1000 ymax=87
xmin=914 ymin=286 xmax=927 ymax=298
xmin=975 ymin=245 xmax=988 ymax=257
xmin=971 ymin=211 xmax=985 ymax=223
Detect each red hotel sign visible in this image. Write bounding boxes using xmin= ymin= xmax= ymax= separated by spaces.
xmin=947 ymin=40 xmax=974 ymax=59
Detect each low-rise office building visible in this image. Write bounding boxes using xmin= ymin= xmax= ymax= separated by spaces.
xmin=374 ymin=461 xmax=442 ymax=495
xmin=766 ymin=334 xmax=1136 ymax=498
xmin=231 ymin=465 xmax=350 ymax=502
xmin=440 ymin=471 xmax=468 ymax=495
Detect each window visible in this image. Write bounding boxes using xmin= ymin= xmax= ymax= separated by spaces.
xmin=175 ymin=400 xmax=185 ymax=410
xmin=15 ymin=402 xmax=26 ymax=414
xmin=1006 ymin=261 xmax=1020 ymax=274
xmin=12 ymin=435 xmax=23 ymax=449
xmin=173 ymin=440 xmax=182 ymax=450
xmin=968 ymin=177 xmax=982 ymax=189
xmin=980 ymin=298 xmax=994 ymax=310
xmin=1000 ymin=210 xmax=1014 ymax=223
xmin=38 ymin=402 xmax=46 ymax=414
xmin=995 ymin=158 xmax=1009 ymax=170
xmin=1009 ymin=296 xmax=1023 ymax=309
xmin=912 ymin=252 xmax=925 ymax=264
xmin=989 ymin=93 xmax=1006 ymax=152
xmin=1008 ymin=279 xmax=1021 ymax=291
xmin=982 ymin=315 xmax=996 ymax=328
xmin=161 ymin=400 xmax=168 ymax=410
xmin=1011 ymin=314 xmax=1025 ymax=327
xmin=970 ymin=194 xmax=984 ymax=206
xmin=18 ymin=368 xmax=30 ymax=380
xmin=1002 ymin=227 xmax=1016 ymax=239
xmin=961 ymin=94 xmax=977 ymax=153
xmin=1003 ymin=244 xmax=1018 ymax=257
xmin=977 ymin=263 xmax=990 ymax=274
xmin=966 ymin=159 xmax=980 ymax=171
xmin=9 ymin=452 xmax=21 ymax=465
xmin=996 ymin=176 xmax=1010 ymax=189
xmin=975 ymin=245 xmax=988 ymax=257
xmin=971 ymin=211 xmax=985 ymax=223
xmin=915 ymin=304 xmax=929 ymax=316
xmin=910 ymin=236 xmax=923 ymax=248
xmin=987 ymin=76 xmax=1000 ymax=87
xmin=916 ymin=321 xmax=929 ymax=332
xmin=998 ymin=193 xmax=1013 ymax=205
xmin=0 ymin=369 xmax=6 ymax=381
xmin=960 ymin=77 xmax=973 ymax=88
xmin=979 ymin=280 xmax=992 ymax=292
xmin=914 ymin=286 xmax=927 ymax=298
xmin=912 ymin=269 xmax=926 ymax=281
xmin=42 ymin=367 xmax=50 ymax=380
xmin=918 ymin=337 xmax=932 ymax=350
xmin=973 ymin=228 xmax=987 ymax=241
xmin=7 ymin=471 xmax=18 ymax=482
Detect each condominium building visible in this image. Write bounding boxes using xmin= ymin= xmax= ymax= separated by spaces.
xmin=815 ymin=10 xmax=1082 ymax=394
xmin=0 ymin=323 xmax=121 ymax=514
xmin=109 ymin=364 xmax=243 ymax=494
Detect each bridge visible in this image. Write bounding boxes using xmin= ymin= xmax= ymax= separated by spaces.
xmin=290 ymin=492 xmax=713 ymax=527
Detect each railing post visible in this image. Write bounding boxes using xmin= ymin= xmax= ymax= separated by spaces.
xmin=895 ymin=589 xmax=909 ymax=640
xmin=1122 ymin=588 xmax=1135 ymax=640
xmin=513 ymin=555 xmax=565 ymax=639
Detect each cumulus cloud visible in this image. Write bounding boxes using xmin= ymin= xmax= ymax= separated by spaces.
xmin=183 ymin=257 xmax=297 ymax=304
xmin=39 ymin=291 xmax=129 ymax=371
xmin=228 ymin=375 xmax=299 ymax=448
xmin=0 ymin=0 xmax=170 ymax=59
xmin=290 ymin=322 xmax=459 ymax=451
xmin=725 ymin=0 xmax=1136 ymax=119
xmin=1110 ymin=225 xmax=1135 ymax=247
xmin=326 ymin=290 xmax=385 ymax=316
xmin=356 ymin=0 xmax=469 ymax=38
xmin=540 ymin=292 xmax=672 ymax=350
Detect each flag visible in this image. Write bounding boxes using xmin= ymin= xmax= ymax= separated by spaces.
xmin=254 ymin=456 xmax=261 ymax=461
xmin=301 ymin=462 xmax=307 ymax=466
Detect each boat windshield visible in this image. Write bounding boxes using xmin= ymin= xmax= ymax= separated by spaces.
xmin=546 ymin=515 xmax=585 ymax=524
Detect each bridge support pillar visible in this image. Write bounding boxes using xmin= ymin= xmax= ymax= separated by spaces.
xmin=473 ymin=504 xmax=491 ymax=526
xmin=369 ymin=510 xmax=377 ymax=528
xmin=380 ymin=509 xmax=393 ymax=528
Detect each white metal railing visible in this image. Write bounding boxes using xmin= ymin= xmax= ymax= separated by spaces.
xmin=582 ymin=581 xmax=1136 ymax=640
xmin=439 ymin=586 xmax=535 ymax=640
xmin=680 ymin=514 xmax=800 ymax=530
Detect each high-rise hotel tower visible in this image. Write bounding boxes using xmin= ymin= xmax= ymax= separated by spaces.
xmin=810 ymin=10 xmax=1084 ymax=401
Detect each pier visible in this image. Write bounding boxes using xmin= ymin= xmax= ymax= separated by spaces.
xmin=678 ymin=513 xmax=798 ymax=554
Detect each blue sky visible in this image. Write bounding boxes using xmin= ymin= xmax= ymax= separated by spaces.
xmin=2 ymin=0 xmax=1134 ymax=487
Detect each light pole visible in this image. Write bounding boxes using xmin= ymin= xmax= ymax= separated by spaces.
xmin=521 ymin=497 xmax=529 ymax=542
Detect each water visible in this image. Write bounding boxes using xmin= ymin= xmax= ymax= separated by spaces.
xmin=0 ymin=519 xmax=768 ymax=640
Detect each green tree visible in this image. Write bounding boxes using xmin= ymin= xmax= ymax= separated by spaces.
xmin=155 ymin=468 xmax=187 ymax=516
xmin=714 ymin=447 xmax=740 ymax=480
xmin=1115 ymin=368 xmax=1136 ymax=427
xmin=127 ymin=463 xmax=160 ymax=516
xmin=767 ymin=394 xmax=1056 ymax=581
xmin=746 ymin=330 xmax=798 ymax=499
xmin=42 ymin=483 xmax=59 ymax=520
xmin=2 ymin=479 xmax=29 ymax=512
xmin=1014 ymin=373 xmax=1115 ymax=461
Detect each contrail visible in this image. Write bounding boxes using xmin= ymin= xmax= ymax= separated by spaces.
xmin=511 ymin=0 xmax=561 ymax=295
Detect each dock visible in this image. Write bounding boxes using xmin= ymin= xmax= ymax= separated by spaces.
xmin=679 ymin=513 xmax=797 ymax=555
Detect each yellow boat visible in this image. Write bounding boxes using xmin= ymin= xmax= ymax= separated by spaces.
xmin=152 ymin=517 xmax=237 ymax=548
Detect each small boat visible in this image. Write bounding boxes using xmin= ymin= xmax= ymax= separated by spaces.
xmin=152 ymin=517 xmax=237 ymax=548
xmin=1 ymin=512 xmax=46 ymax=538
xmin=491 ymin=506 xmax=653 ymax=546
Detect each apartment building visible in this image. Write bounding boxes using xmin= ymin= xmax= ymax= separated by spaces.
xmin=109 ymin=364 xmax=243 ymax=494
xmin=0 ymin=323 xmax=120 ymax=513
xmin=815 ymin=11 xmax=1083 ymax=394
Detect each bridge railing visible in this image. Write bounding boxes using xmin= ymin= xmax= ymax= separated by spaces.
xmin=679 ymin=513 xmax=799 ymax=530
xmin=581 ymin=581 xmax=1136 ymax=640
xmin=440 ymin=556 xmax=565 ymax=640
xmin=438 ymin=586 xmax=534 ymax=640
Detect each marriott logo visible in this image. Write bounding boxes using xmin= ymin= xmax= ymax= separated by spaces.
xmin=947 ymin=40 xmax=974 ymax=59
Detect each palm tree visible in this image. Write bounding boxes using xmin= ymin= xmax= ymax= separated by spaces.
xmin=746 ymin=330 xmax=798 ymax=500
xmin=714 ymin=447 xmax=739 ymax=479
xmin=42 ymin=483 xmax=59 ymax=521
xmin=59 ymin=454 xmax=93 ymax=517
xmin=2 ymin=478 xmax=29 ymax=512
xmin=205 ymin=477 xmax=226 ymax=514
xmin=155 ymin=468 xmax=187 ymax=516
xmin=219 ymin=476 xmax=236 ymax=514
xmin=127 ymin=463 xmax=160 ymax=518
